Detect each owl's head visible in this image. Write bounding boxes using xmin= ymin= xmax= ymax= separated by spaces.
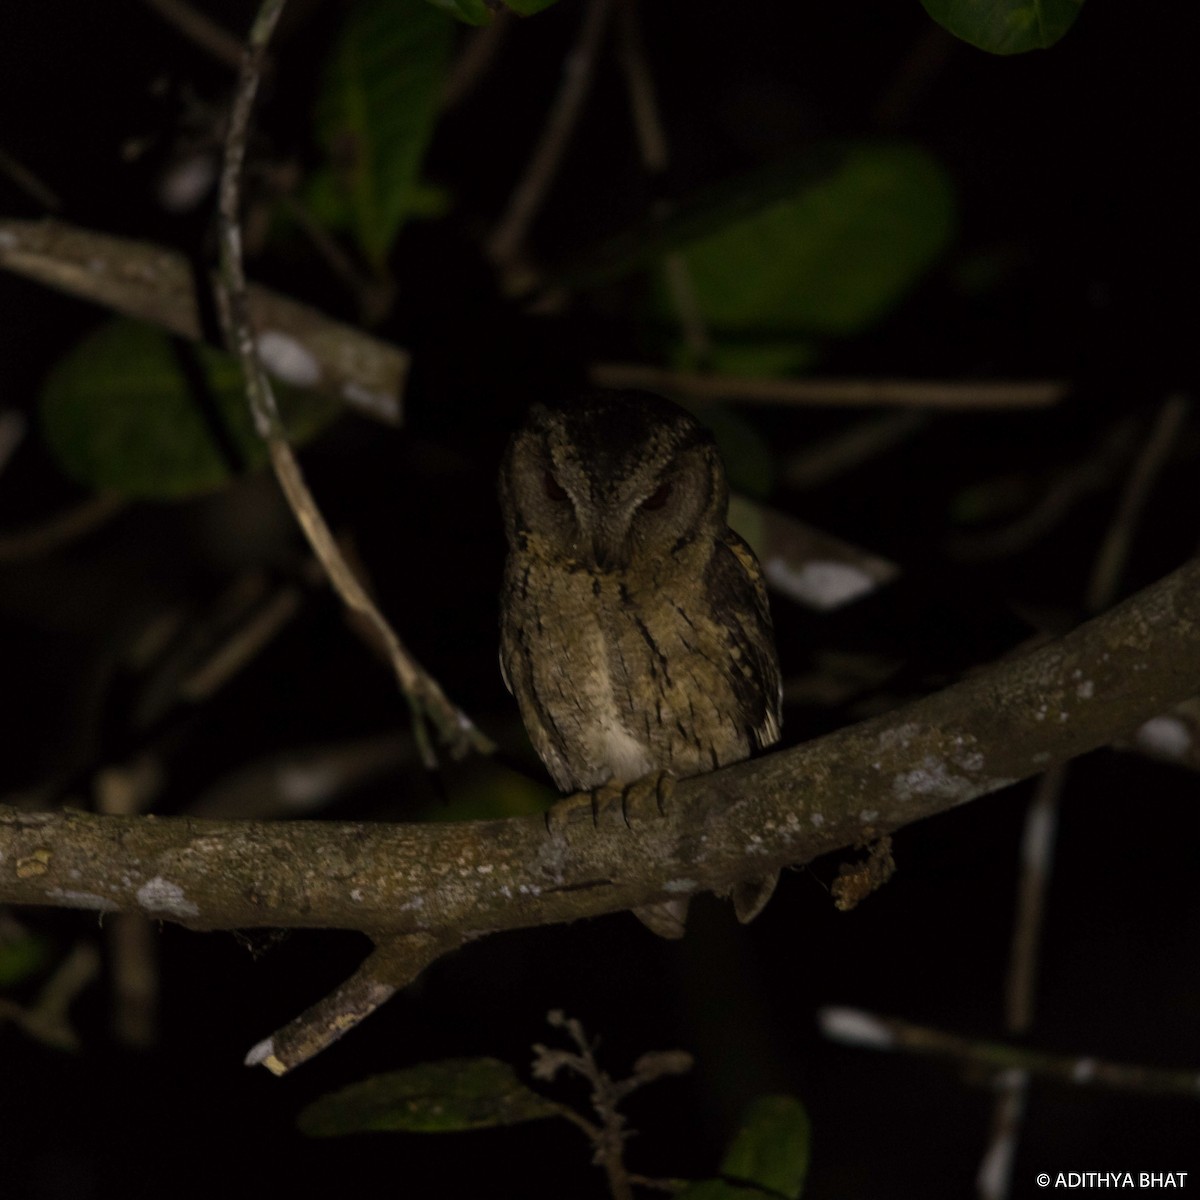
xmin=500 ymin=390 xmax=727 ymax=572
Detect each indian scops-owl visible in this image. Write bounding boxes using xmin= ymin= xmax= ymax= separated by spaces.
xmin=498 ymin=391 xmax=783 ymax=934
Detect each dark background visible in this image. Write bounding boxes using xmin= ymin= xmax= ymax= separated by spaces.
xmin=1 ymin=0 xmax=1198 ymax=1196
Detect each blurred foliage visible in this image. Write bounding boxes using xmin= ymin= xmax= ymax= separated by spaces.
xmin=679 ymin=1096 xmax=812 ymax=1200
xmin=920 ymin=0 xmax=1085 ymax=54
xmin=298 ymin=1057 xmax=562 ymax=1135
xmin=427 ymin=0 xmax=560 ymax=23
xmin=656 ymin=144 xmax=954 ymax=375
xmin=0 ymin=933 xmax=52 ymax=989
xmin=39 ymin=319 xmax=340 ymax=500
xmin=306 ymin=0 xmax=455 ymax=270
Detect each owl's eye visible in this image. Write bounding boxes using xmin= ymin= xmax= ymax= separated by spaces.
xmin=641 ymin=481 xmax=672 ymax=511
xmin=543 ymin=470 xmax=570 ymax=502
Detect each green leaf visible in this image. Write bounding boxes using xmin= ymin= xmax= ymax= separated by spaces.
xmin=311 ymin=0 xmax=455 ymax=267
xmin=679 ymin=1096 xmax=812 ymax=1200
xmin=674 ymin=144 xmax=955 ymax=339
xmin=920 ymin=0 xmax=1084 ymax=54
xmin=39 ymin=319 xmax=341 ymax=500
xmin=298 ymin=1057 xmax=564 ymax=1136
xmin=0 ymin=934 xmax=52 ymax=987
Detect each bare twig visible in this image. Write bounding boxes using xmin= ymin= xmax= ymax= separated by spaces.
xmin=487 ymin=0 xmax=615 ymax=272
xmin=138 ymin=0 xmax=248 ymax=71
xmin=213 ymin=0 xmax=491 ymax=765
xmin=0 ymin=217 xmax=407 ymax=424
xmin=178 ymin=584 xmax=301 ymax=702
xmin=0 ymin=409 xmax=27 ymax=477
xmin=1084 ymin=394 xmax=1190 ymax=613
xmin=1003 ymin=766 xmax=1063 ymax=1037
xmin=947 ymin=420 xmax=1136 ymax=563
xmin=781 ymin=411 xmax=928 ymax=490
xmin=0 ymin=942 xmax=101 ymax=1052
xmin=589 ymin=364 xmax=1068 ymax=409
xmin=97 ymin=758 xmax=164 ymax=1047
xmin=613 ymin=0 xmax=711 ymax=363
xmin=442 ymin=9 xmax=513 ymax=110
xmin=0 ymin=146 xmax=63 ymax=211
xmin=246 ymin=933 xmax=459 ymax=1074
xmin=819 ymin=1008 xmax=1200 ymax=1099
xmin=532 ymin=1011 xmax=693 ymax=1200
xmin=0 ymin=493 xmax=128 ymax=564
xmin=188 ymin=731 xmax=417 ymax=819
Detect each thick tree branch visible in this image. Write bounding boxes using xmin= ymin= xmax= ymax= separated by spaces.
xmin=2 ymin=553 xmax=1198 ymax=936
xmin=0 ymin=217 xmax=407 ymax=424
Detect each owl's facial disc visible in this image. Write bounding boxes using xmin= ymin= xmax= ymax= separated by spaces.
xmin=501 ymin=392 xmax=728 ymax=572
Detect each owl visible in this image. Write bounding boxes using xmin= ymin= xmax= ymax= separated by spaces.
xmin=499 ymin=390 xmax=783 ymax=936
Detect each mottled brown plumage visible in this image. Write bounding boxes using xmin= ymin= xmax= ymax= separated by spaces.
xmin=498 ymin=391 xmax=782 ymax=932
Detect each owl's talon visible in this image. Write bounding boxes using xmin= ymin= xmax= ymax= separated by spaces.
xmin=544 ymin=790 xmax=600 ymax=836
xmin=621 ymin=771 xmax=675 ymax=828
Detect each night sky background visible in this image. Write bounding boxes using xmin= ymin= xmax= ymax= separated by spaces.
xmin=1 ymin=0 xmax=1198 ymax=1196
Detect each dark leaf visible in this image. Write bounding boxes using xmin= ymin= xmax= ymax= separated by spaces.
xmin=298 ymin=1057 xmax=564 ymax=1136
xmin=310 ymin=0 xmax=455 ymax=268
xmin=39 ymin=319 xmax=340 ymax=500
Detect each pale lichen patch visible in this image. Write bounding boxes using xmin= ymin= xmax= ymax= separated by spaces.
xmin=136 ymin=876 xmax=200 ymax=918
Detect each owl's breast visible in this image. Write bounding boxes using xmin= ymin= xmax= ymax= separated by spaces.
xmin=500 ymin=544 xmax=754 ymax=791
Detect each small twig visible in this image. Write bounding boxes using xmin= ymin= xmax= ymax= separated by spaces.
xmin=97 ymin=758 xmax=164 ymax=1048
xmin=214 ymin=0 xmax=492 ymax=764
xmin=0 ymin=493 xmax=128 ymax=564
xmin=977 ymin=1073 xmax=1027 ymax=1200
xmin=442 ymin=9 xmax=513 ymax=110
xmin=532 ymin=1012 xmax=692 ymax=1200
xmin=246 ymin=932 xmax=458 ymax=1074
xmin=178 ymin=584 xmax=301 ymax=702
xmin=272 ymin=187 xmax=391 ymax=325
xmin=0 ymin=146 xmax=63 ymax=211
xmin=1085 ymin=393 xmax=1190 ymax=613
xmin=589 ymin=364 xmax=1068 ymax=409
xmin=819 ymin=1007 xmax=1200 ymax=1098
xmin=0 ymin=409 xmax=27 ymax=477
xmin=1003 ymin=766 xmax=1063 ymax=1035
xmin=781 ymin=411 xmax=927 ymax=490
xmin=487 ymin=0 xmax=615 ymax=272
xmin=872 ymin=24 xmax=956 ymax=130
xmin=612 ymin=0 xmax=711 ymax=363
xmin=947 ymin=420 xmax=1136 ymax=562
xmin=188 ymin=730 xmax=417 ymax=819
xmin=0 ymin=942 xmax=101 ymax=1052
xmin=138 ymin=0 xmax=248 ymax=71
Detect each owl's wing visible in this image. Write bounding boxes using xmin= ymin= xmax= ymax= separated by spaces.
xmin=499 ymin=602 xmax=580 ymax=791
xmin=709 ymin=530 xmax=783 ymax=750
